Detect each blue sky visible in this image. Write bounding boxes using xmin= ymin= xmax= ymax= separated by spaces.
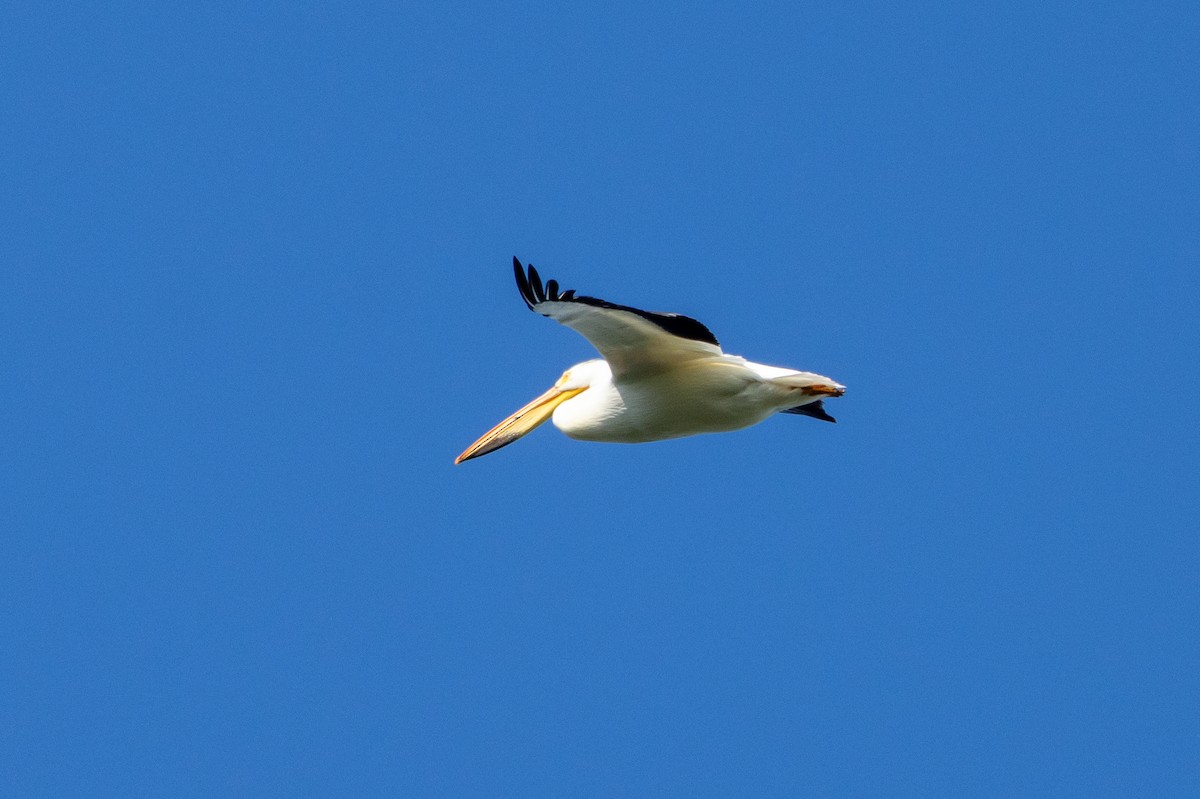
xmin=3 ymin=1 xmax=1198 ymax=795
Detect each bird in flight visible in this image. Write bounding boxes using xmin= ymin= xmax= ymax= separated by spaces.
xmin=455 ymin=258 xmax=845 ymax=464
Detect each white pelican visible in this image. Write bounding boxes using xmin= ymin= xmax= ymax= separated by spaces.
xmin=455 ymin=258 xmax=845 ymax=464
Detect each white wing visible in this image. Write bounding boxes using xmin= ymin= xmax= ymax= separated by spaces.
xmin=513 ymin=258 xmax=724 ymax=377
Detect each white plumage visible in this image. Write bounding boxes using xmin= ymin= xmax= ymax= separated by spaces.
xmin=455 ymin=258 xmax=845 ymax=464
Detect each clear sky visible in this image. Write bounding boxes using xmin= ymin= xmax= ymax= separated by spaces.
xmin=3 ymin=1 xmax=1198 ymax=796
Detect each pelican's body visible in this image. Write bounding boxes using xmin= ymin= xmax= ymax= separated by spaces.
xmin=550 ymin=358 xmax=830 ymax=443
xmin=455 ymin=259 xmax=845 ymax=464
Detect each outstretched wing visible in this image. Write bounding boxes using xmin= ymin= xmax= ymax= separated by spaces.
xmin=512 ymin=257 xmax=724 ymax=377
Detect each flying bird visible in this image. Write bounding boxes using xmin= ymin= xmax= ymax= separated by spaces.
xmin=455 ymin=258 xmax=845 ymax=464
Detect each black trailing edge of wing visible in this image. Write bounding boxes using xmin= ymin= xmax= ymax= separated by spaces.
xmin=781 ymin=399 xmax=837 ymax=423
xmin=512 ymin=256 xmax=721 ymax=347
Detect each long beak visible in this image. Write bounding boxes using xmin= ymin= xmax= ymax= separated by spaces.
xmin=455 ymin=385 xmax=586 ymax=464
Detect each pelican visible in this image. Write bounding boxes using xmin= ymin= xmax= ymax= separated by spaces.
xmin=455 ymin=258 xmax=845 ymax=464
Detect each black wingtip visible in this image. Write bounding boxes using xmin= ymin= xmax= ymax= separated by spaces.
xmin=512 ymin=257 xmax=562 ymax=310
xmin=781 ymin=399 xmax=837 ymax=423
xmin=527 ymin=264 xmax=545 ymax=303
xmin=513 ymin=257 xmax=535 ymax=309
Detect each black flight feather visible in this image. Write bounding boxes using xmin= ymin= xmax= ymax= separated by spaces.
xmin=781 ymin=399 xmax=837 ymax=423
xmin=513 ymin=257 xmax=536 ymax=309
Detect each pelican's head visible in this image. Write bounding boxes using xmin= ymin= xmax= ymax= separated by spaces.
xmin=554 ymin=359 xmax=608 ymax=392
xmin=454 ymin=360 xmax=602 ymax=464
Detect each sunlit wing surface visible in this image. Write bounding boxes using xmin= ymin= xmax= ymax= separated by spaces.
xmin=512 ymin=259 xmax=724 ymax=378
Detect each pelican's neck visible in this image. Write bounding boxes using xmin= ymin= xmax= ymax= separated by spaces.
xmin=551 ymin=365 xmax=624 ymax=440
